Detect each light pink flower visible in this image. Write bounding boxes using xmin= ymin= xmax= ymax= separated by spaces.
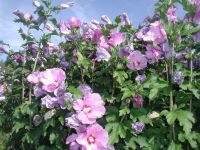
xmin=108 ymin=30 xmax=125 ymax=46
xmin=45 ymin=23 xmax=55 ymax=31
xmin=0 ymin=45 xmax=9 ymax=54
xmin=27 ymin=72 xmax=41 ymax=84
xmin=39 ymin=68 xmax=66 ymax=93
xmin=0 ymin=84 xmax=4 ymax=97
xmin=189 ymin=0 xmax=200 ymax=5
xmin=127 ymin=51 xmax=147 ymax=71
xmin=73 ymin=93 xmax=105 ymax=124
xmin=59 ymin=20 xmax=70 ymax=34
xmin=137 ymin=21 xmax=167 ymax=44
xmin=76 ymin=124 xmax=109 ymax=150
xmin=67 ymin=17 xmax=81 ymax=29
xmin=167 ymin=6 xmax=177 ymax=23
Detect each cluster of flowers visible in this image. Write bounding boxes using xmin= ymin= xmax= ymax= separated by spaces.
xmin=27 ymin=68 xmax=72 ymax=109
xmin=65 ymin=84 xmax=112 ymax=150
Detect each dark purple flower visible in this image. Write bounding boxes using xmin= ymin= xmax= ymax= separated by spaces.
xmin=133 ymin=94 xmax=143 ymax=108
xmin=135 ymin=74 xmax=147 ymax=83
xmin=173 ymin=71 xmax=184 ymax=85
xmin=118 ymin=45 xmax=132 ymax=58
xmin=132 ymin=121 xmax=145 ymax=134
xmin=14 ymin=53 xmax=24 ymax=63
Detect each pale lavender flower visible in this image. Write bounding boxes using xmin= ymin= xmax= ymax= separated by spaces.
xmin=59 ymin=20 xmax=70 ymax=34
xmin=32 ymin=0 xmax=41 ymax=7
xmin=41 ymin=95 xmax=58 ymax=109
xmin=59 ymin=2 xmax=74 ymax=9
xmin=96 ymin=46 xmax=111 ymax=62
xmin=135 ymin=74 xmax=147 ymax=83
xmin=33 ymin=85 xmax=46 ymax=97
xmin=45 ymin=23 xmax=55 ymax=31
xmin=65 ymin=114 xmax=80 ymax=129
xmin=132 ymin=121 xmax=145 ymax=134
xmin=145 ymin=45 xmax=163 ymax=64
xmin=44 ymin=109 xmax=56 ymax=121
xmin=161 ymin=42 xmax=175 ymax=58
xmin=127 ymin=51 xmax=147 ymax=71
xmin=77 ymin=84 xmax=93 ymax=95
xmin=173 ymin=71 xmax=184 ymax=85
xmin=121 ymin=12 xmax=131 ymax=25
xmin=101 ymin=15 xmax=112 ymax=24
xmin=54 ymin=82 xmax=66 ymax=97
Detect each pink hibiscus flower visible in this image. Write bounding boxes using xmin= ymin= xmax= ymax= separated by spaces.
xmin=108 ymin=30 xmax=125 ymax=47
xmin=67 ymin=17 xmax=81 ymax=29
xmin=27 ymin=71 xmax=42 ymax=84
xmin=73 ymin=93 xmax=105 ymax=124
xmin=76 ymin=124 xmax=109 ymax=150
xmin=39 ymin=68 xmax=66 ymax=93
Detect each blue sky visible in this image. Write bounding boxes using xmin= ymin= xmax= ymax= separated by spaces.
xmin=0 ymin=0 xmax=185 ymax=60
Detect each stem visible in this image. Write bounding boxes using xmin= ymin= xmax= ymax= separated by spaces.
xmin=169 ymin=56 xmax=175 ymax=141
xmin=21 ymin=51 xmax=26 ymax=101
xmin=189 ymin=56 xmax=193 ymax=112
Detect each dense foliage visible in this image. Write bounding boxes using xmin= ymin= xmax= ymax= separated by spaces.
xmin=0 ymin=0 xmax=200 ymax=149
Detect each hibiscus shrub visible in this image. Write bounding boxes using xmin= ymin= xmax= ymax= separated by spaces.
xmin=0 ymin=0 xmax=200 ymax=149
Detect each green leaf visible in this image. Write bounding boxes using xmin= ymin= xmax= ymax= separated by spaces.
xmin=105 ymin=122 xmax=127 ymax=145
xmin=119 ymin=106 xmax=130 ymax=117
xmin=113 ymin=71 xmax=128 ymax=85
xmin=166 ymin=109 xmax=195 ymax=135
xmin=149 ymin=88 xmax=159 ymax=100
xmin=121 ymin=87 xmax=134 ymax=99
xmin=49 ymin=132 xmax=59 ymax=144
xmin=168 ymin=141 xmax=182 ymax=150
